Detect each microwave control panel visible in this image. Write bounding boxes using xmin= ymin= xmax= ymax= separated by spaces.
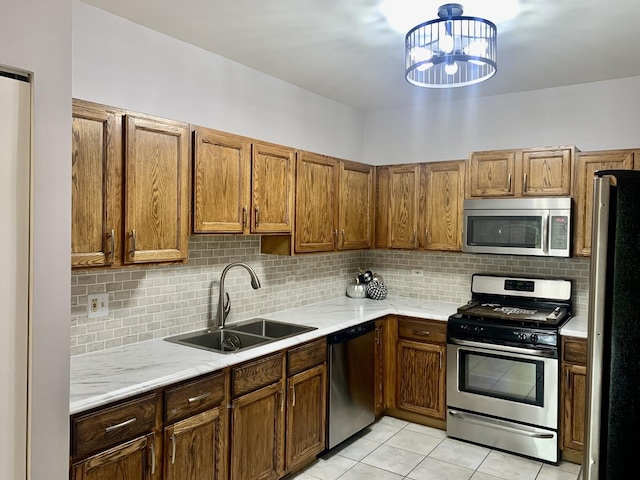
xmin=550 ymin=216 xmax=569 ymax=249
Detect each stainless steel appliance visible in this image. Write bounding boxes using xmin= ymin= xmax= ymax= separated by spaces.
xmin=582 ymin=170 xmax=640 ymax=479
xmin=463 ymin=197 xmax=572 ymax=257
xmin=447 ymin=274 xmax=572 ymax=463
xmin=327 ymin=321 xmax=375 ymax=449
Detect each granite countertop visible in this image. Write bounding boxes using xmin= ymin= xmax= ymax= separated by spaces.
xmin=70 ymin=295 xmax=589 ymax=415
xmin=70 ymin=296 xmax=458 ymax=415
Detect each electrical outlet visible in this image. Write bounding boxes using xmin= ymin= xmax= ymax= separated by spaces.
xmin=412 ymin=269 xmax=424 ymax=277
xmin=87 ymin=293 xmax=109 ymax=318
xmin=286 ymin=275 xmax=295 ymax=284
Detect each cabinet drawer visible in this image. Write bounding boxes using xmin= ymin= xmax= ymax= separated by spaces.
xmin=165 ymin=371 xmax=225 ymax=424
xmin=562 ymin=337 xmax=587 ymax=365
xmin=287 ymin=338 xmax=327 ymax=376
xmin=232 ymin=352 xmax=284 ymax=397
xmin=398 ymin=317 xmax=447 ymax=344
xmin=72 ymin=393 xmax=158 ymax=458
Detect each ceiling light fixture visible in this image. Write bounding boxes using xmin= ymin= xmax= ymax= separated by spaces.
xmin=405 ymin=3 xmax=497 ymax=88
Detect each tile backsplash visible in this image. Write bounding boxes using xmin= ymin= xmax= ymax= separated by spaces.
xmin=71 ymin=238 xmax=590 ymax=355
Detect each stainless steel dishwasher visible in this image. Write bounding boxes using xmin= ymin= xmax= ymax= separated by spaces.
xmin=327 ymin=321 xmax=375 ymax=449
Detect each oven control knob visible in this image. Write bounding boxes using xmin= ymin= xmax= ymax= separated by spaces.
xmin=530 ymin=334 xmax=539 ymax=344
xmin=517 ymin=333 xmax=527 ymax=341
xmin=473 ymin=326 xmax=484 ymax=334
xmin=460 ymin=325 xmax=470 ymax=332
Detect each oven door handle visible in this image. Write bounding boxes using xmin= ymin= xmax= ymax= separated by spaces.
xmin=448 ymin=338 xmax=556 ymax=358
xmin=448 ymin=409 xmax=555 ymax=439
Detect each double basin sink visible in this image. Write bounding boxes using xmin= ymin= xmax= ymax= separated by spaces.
xmin=165 ymin=318 xmax=317 ymax=354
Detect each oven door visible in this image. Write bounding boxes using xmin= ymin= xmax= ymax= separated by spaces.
xmin=447 ymin=338 xmax=558 ymax=429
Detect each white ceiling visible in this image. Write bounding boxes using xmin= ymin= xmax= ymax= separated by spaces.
xmin=80 ymin=0 xmax=640 ymax=111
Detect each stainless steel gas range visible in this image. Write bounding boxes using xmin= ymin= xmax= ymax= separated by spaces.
xmin=446 ymin=274 xmax=573 ymax=464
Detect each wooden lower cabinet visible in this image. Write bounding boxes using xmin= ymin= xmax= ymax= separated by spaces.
xmin=374 ymin=319 xmax=385 ymax=415
xmin=561 ymin=337 xmax=587 ymax=463
xmin=71 ymin=433 xmax=156 ymax=480
xmin=396 ymin=339 xmax=446 ymax=420
xmin=231 ymin=382 xmax=285 ymax=480
xmin=286 ymin=364 xmax=327 ymax=472
xmin=164 ymin=408 xmax=225 ymax=480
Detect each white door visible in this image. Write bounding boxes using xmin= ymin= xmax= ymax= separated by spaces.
xmin=0 ymin=72 xmax=31 ymax=480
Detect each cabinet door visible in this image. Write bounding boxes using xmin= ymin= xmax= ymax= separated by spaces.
xmin=124 ymin=115 xmax=189 ymax=263
xmin=231 ymin=382 xmax=285 ymax=480
xmin=374 ymin=320 xmax=385 ymax=416
xmin=374 ymin=166 xmax=390 ymax=248
xmin=193 ymin=127 xmax=251 ymax=234
xmin=71 ymin=100 xmax=121 ymax=267
xmin=338 ymin=161 xmax=374 ymax=250
xmin=295 ymin=152 xmax=339 ymax=253
xmin=396 ymin=340 xmax=446 ymax=420
xmin=71 ymin=434 xmax=155 ymax=480
xmin=574 ymin=150 xmax=636 ymax=256
xmin=468 ymin=151 xmax=516 ymax=197
xmin=562 ymin=363 xmax=586 ymax=453
xmin=286 ymin=364 xmax=327 ymax=473
xmin=521 ymin=147 xmax=572 ymax=196
xmin=388 ymin=164 xmax=420 ymax=249
xmin=252 ymin=143 xmax=295 ymax=234
xmin=164 ymin=408 xmax=226 ymax=480
xmin=420 ymin=161 xmax=465 ymax=251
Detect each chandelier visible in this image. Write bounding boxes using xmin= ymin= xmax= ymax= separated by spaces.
xmin=405 ymin=3 xmax=497 ymax=88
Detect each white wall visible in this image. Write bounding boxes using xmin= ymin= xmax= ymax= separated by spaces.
xmin=72 ymin=1 xmax=365 ymax=162
xmin=363 ymin=76 xmax=640 ymax=165
xmin=0 ymin=1 xmax=71 ymax=480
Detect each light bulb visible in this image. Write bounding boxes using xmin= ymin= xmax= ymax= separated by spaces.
xmin=439 ymin=34 xmax=454 ymax=54
xmin=410 ymin=47 xmax=434 ymax=71
xmin=445 ymin=62 xmax=458 ymax=75
xmin=464 ymin=39 xmax=488 ymax=64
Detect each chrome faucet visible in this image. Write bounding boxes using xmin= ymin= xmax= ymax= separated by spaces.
xmin=216 ymin=262 xmax=261 ymax=329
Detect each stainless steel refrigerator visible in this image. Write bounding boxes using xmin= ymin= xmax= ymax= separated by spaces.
xmin=583 ymin=169 xmax=640 ymax=479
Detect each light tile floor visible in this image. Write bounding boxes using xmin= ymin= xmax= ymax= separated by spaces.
xmin=289 ymin=416 xmax=582 ymax=480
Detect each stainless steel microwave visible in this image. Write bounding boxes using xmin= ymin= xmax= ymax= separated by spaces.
xmin=462 ymin=197 xmax=571 ymax=257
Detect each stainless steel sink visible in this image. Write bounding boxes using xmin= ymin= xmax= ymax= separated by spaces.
xmin=165 ymin=319 xmax=317 ymax=354
xmin=165 ymin=329 xmax=271 ymax=353
xmin=228 ymin=318 xmax=316 ymax=338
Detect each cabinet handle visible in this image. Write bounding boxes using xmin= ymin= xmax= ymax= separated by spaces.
xmin=107 ymin=229 xmax=115 ymax=264
xmin=342 ymin=229 xmax=346 ymax=246
xmin=508 ymin=173 xmax=512 ymax=192
xmin=412 ymin=329 xmax=430 ymax=336
xmin=105 ymin=417 xmax=136 ymax=433
xmin=170 ymin=433 xmax=176 ymax=464
xmin=242 ymin=206 xmax=247 ymax=228
xmin=255 ymin=206 xmax=260 ymax=228
xmin=291 ymin=385 xmax=296 ymax=407
xmin=425 ymin=229 xmax=429 ymax=245
xmin=413 ymin=229 xmax=417 ymax=247
xmin=333 ymin=229 xmax=338 ymax=248
xmin=130 ymin=229 xmax=136 ymax=256
xmin=523 ymin=173 xmax=528 ymax=192
xmin=439 ymin=351 xmax=443 ymax=370
xmin=279 ymin=390 xmax=284 ymax=412
xmin=150 ymin=440 xmax=156 ymax=475
xmin=188 ymin=392 xmax=211 ymax=403
xmin=375 ymin=326 xmax=380 ymax=345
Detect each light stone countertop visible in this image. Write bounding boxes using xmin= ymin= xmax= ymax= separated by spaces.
xmin=559 ymin=315 xmax=588 ymax=338
xmin=70 ymin=295 xmax=589 ymax=415
xmin=70 ymin=296 xmax=458 ymax=415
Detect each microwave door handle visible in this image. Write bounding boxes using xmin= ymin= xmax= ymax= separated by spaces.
xmin=542 ymin=214 xmax=549 ymax=254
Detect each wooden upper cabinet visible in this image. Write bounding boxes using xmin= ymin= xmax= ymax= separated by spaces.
xmin=252 ymin=142 xmax=295 ymax=234
xmin=72 ymin=100 xmax=122 ymax=268
xmin=193 ymin=127 xmax=251 ymax=234
xmin=574 ymin=149 xmax=637 ymax=256
xmin=338 ymin=161 xmax=374 ymax=250
xmin=123 ymin=114 xmax=190 ymax=264
xmin=521 ymin=146 xmax=573 ymax=196
xmin=419 ymin=161 xmax=466 ymax=251
xmin=295 ymin=152 xmax=339 ymax=253
xmin=468 ymin=150 xmax=516 ymax=197
xmin=388 ymin=164 xmax=420 ymax=249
